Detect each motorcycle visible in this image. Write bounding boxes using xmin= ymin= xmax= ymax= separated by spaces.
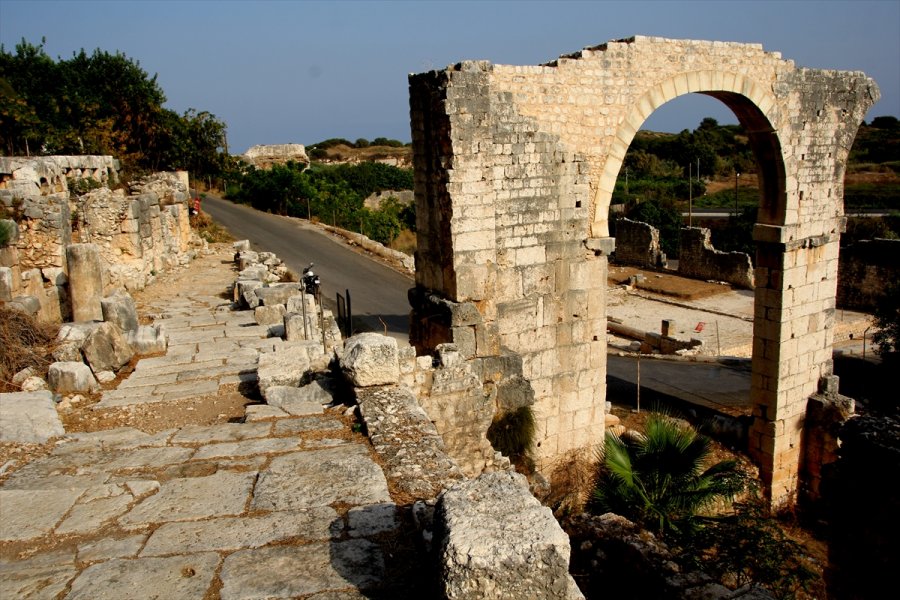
xmin=302 ymin=263 xmax=320 ymax=297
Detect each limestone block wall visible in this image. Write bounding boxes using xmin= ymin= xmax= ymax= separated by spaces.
xmin=679 ymin=227 xmax=754 ymax=289
xmin=614 ymin=218 xmax=664 ymax=268
xmin=409 ymin=36 xmax=878 ymax=506
xmin=1 ymin=156 xmax=198 ymax=322
xmin=836 ymin=238 xmax=900 ymax=311
xmin=410 ymin=62 xmax=607 ymax=473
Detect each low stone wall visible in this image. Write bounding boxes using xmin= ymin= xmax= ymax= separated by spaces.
xmin=836 ymin=238 xmax=900 ymax=311
xmin=614 ymin=218 xmax=665 ymax=268
xmin=678 ymin=227 xmax=754 ymax=289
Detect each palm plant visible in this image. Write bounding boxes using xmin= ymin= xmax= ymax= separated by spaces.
xmin=591 ymin=412 xmax=746 ymax=536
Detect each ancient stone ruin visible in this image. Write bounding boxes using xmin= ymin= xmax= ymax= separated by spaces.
xmin=407 ymin=35 xmax=879 ymax=507
xmin=1 ymin=157 xmax=202 ymax=322
xmin=241 ymin=144 xmax=310 ymax=169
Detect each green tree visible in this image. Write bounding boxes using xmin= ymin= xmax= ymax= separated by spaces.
xmin=872 ymin=281 xmax=900 ymax=361
xmin=623 ymin=198 xmax=683 ymax=258
xmin=591 ymin=412 xmax=745 ymax=536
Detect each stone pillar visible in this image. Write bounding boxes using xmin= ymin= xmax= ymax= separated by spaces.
xmin=750 ymin=226 xmax=842 ymax=508
xmin=66 ymin=243 xmax=104 ymax=322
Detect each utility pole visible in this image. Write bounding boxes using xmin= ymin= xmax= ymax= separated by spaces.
xmin=734 ymin=172 xmax=740 ymax=217
xmin=688 ymin=161 xmax=693 ymax=228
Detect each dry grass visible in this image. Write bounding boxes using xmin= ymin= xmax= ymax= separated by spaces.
xmin=0 ymin=306 xmax=60 ymax=392
xmin=543 ymin=448 xmax=597 ymax=517
xmin=389 ymin=229 xmax=417 ymax=256
xmin=190 ymin=211 xmax=234 ymax=243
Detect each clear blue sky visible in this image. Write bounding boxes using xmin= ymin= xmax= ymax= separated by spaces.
xmin=1 ymin=0 xmax=898 ymax=154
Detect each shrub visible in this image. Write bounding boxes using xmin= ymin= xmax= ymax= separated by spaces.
xmin=0 ymin=306 xmax=59 ymax=393
xmin=487 ymin=405 xmax=536 ymax=473
xmin=590 ymin=412 xmax=746 ymax=536
xmin=674 ymin=493 xmax=822 ymax=598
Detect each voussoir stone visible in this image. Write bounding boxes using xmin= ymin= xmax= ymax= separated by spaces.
xmin=340 ymin=333 xmax=399 ymax=387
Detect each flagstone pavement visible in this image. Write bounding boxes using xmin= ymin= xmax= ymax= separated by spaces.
xmin=0 ymin=248 xmax=428 ymax=599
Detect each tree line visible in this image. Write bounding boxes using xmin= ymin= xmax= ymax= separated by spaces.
xmin=0 ymin=39 xmax=227 ymax=180
xmin=227 ymin=160 xmax=415 ymax=246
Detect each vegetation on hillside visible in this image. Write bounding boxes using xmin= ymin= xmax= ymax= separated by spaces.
xmin=0 ymin=39 xmax=227 ymax=181
xmin=227 ymin=160 xmax=415 ymax=247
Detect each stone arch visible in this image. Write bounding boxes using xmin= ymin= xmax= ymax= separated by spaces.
xmin=408 ymin=37 xmax=880 ymax=509
xmin=592 ymin=70 xmax=786 ymax=237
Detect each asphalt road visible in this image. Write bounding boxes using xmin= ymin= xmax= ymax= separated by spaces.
xmin=202 ymin=195 xmax=414 ymax=338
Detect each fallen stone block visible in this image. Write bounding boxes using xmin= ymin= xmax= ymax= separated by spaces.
xmin=233 ymin=239 xmax=251 ymax=253
xmin=0 ymin=390 xmax=65 ymax=444
xmin=341 ymin=333 xmax=399 ymax=387
xmin=257 ymin=344 xmax=318 ymax=395
xmin=254 ymin=304 xmax=286 ymax=326
xmin=263 ymin=386 xmax=325 ymax=416
xmin=0 ymin=266 xmax=13 ymax=302
xmin=9 ymin=295 xmax=41 ymax=317
xmin=20 ymin=376 xmax=49 ymax=392
xmin=234 ymin=278 xmax=264 ymax=306
xmin=82 ymin=321 xmax=134 ymax=373
xmin=435 ymin=472 xmax=583 ymax=600
xmin=48 ymin=361 xmax=99 ymax=394
xmin=127 ymin=324 xmax=168 ymax=354
xmin=256 ymin=283 xmax=303 ymax=307
xmin=54 ymin=323 xmax=92 ymax=362
xmin=101 ymin=289 xmax=139 ymax=332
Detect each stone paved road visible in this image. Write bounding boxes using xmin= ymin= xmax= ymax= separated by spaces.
xmin=0 ymin=248 xmax=425 ymax=599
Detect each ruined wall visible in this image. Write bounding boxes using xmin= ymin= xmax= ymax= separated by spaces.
xmin=613 ymin=218 xmax=664 ymax=268
xmin=836 ymin=238 xmax=900 ymax=311
xmin=1 ymin=157 xmax=199 ymax=322
xmin=679 ymin=227 xmax=754 ymax=289
xmin=409 ymin=36 xmax=878 ymax=505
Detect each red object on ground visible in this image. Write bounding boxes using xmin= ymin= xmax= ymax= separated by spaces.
xmin=694 ymin=322 xmax=705 ymax=332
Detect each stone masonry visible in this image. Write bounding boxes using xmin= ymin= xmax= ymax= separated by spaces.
xmin=679 ymin=226 xmax=754 ymax=289
xmin=408 ymin=36 xmax=878 ymax=507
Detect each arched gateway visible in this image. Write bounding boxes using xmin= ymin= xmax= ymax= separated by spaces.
xmin=407 ymin=36 xmax=879 ymax=507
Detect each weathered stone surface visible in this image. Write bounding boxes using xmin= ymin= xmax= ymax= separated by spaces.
xmin=347 ymin=502 xmax=400 ymax=537
xmin=101 ymin=289 xmax=140 ymax=332
xmin=220 ymin=541 xmax=383 ymax=600
xmin=81 ymin=321 xmax=134 ymax=372
xmin=679 ymin=227 xmax=754 ymax=289
xmin=241 ymin=143 xmax=310 ymax=169
xmin=127 ymin=324 xmax=168 ymax=354
xmin=341 ymin=333 xmax=399 ymax=387
xmin=118 ymin=470 xmax=257 ymax=528
xmin=141 ymin=507 xmax=339 ymax=556
xmin=436 ymin=472 xmax=581 ymax=599
xmin=66 ymin=553 xmax=220 ymax=600
xmin=77 ymin=534 xmax=148 ymax=562
xmin=56 ymin=493 xmax=134 ymax=535
xmin=263 ymin=386 xmax=325 ymax=415
xmin=66 ymin=243 xmax=104 ymax=322
xmin=47 ymin=361 xmax=99 ymax=394
xmin=356 ymin=385 xmax=465 ymax=500
xmin=0 ymin=390 xmax=65 ymax=443
xmin=256 ymin=345 xmax=318 ymax=395
xmin=251 ymin=446 xmax=391 ymax=511
xmin=0 ymin=488 xmax=83 ymax=541
xmin=0 ymin=266 xmax=13 ymax=302
xmin=254 ymin=303 xmax=286 ymax=326
xmin=0 ymin=552 xmax=76 ymax=600
xmin=255 ymin=283 xmax=303 ymax=306
xmin=20 ymin=376 xmax=49 ymax=392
